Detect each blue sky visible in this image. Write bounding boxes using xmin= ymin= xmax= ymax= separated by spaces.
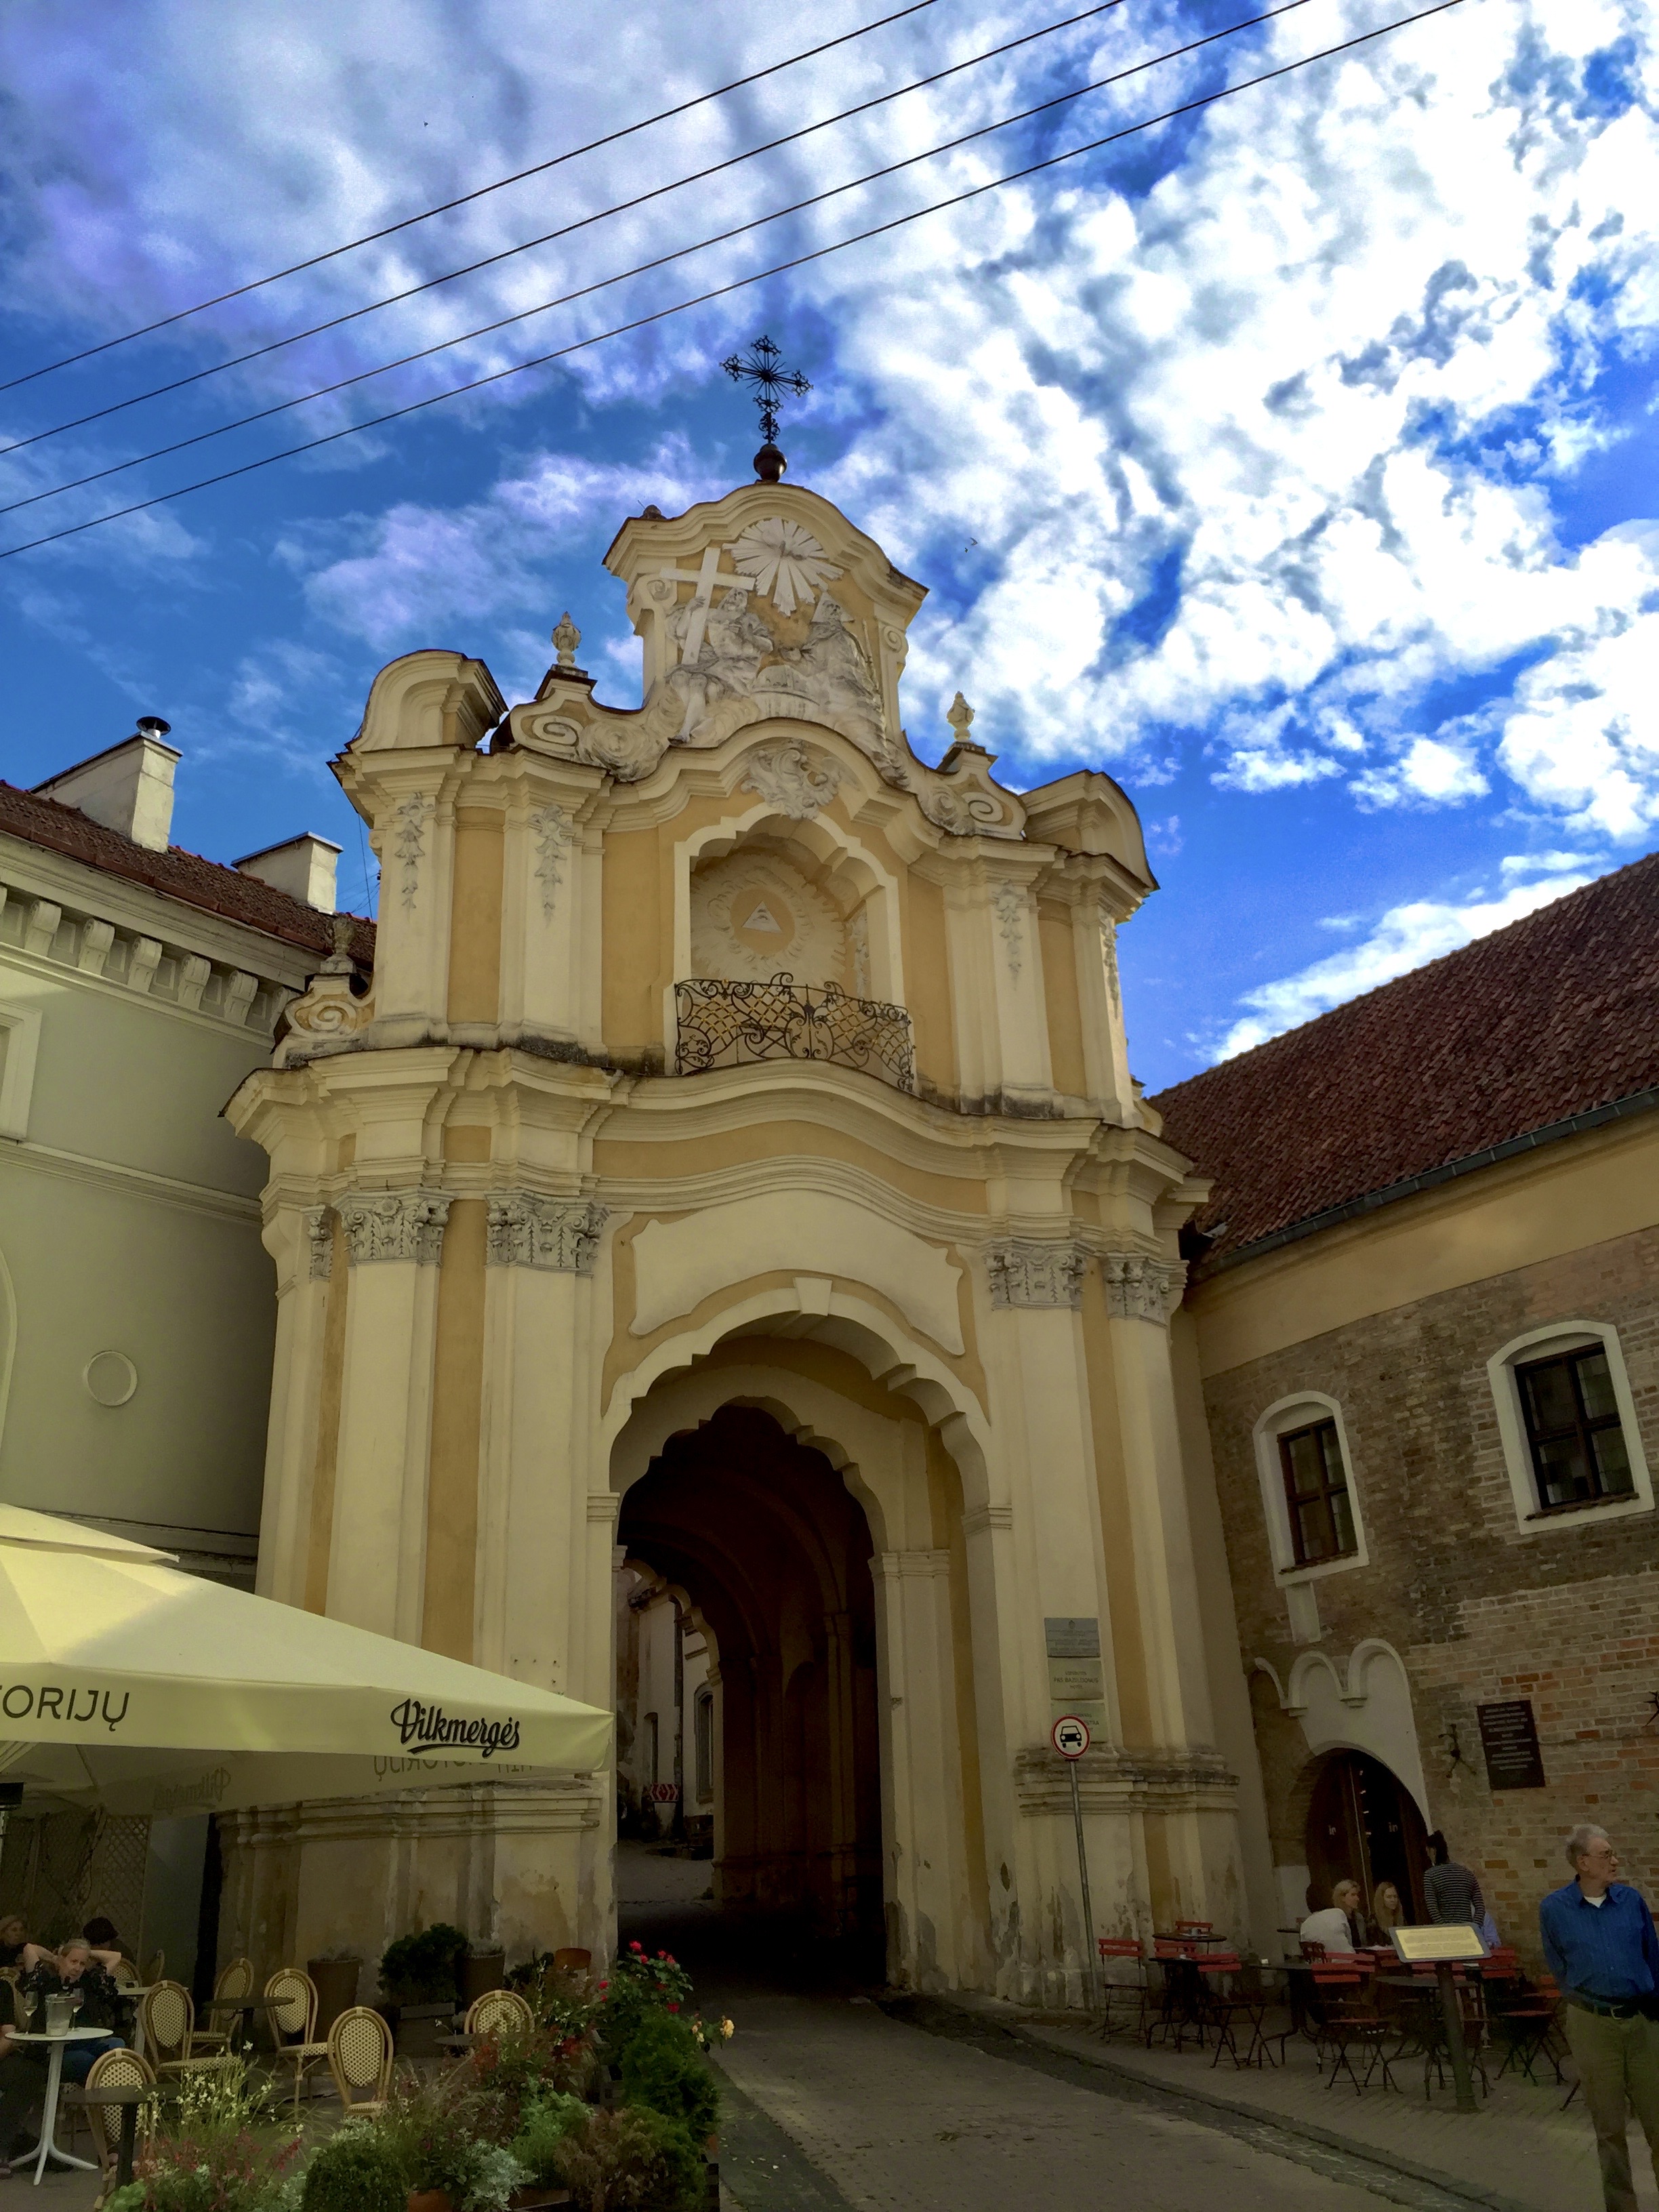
xmin=1 ymin=0 xmax=1654 ymax=1088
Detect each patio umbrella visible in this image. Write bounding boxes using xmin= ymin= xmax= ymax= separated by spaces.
xmin=0 ymin=1504 xmax=611 ymax=1816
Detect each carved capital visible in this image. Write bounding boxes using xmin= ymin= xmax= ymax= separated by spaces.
xmin=985 ymin=1239 xmax=1087 ymax=1309
xmin=338 ymin=1191 xmax=451 ymax=1267
xmin=1101 ymin=1250 xmax=1183 ymax=1322
xmin=485 ymin=1193 xmax=608 ymax=1274
xmin=304 ymin=1207 xmax=335 ymax=1282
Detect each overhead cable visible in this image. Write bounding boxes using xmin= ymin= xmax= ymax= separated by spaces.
xmin=0 ymin=0 xmax=941 ymax=394
xmin=0 ymin=0 xmax=1318 ymax=519
xmin=0 ymin=0 xmax=1470 ymax=563
xmin=0 ymin=1 xmax=1129 ymax=457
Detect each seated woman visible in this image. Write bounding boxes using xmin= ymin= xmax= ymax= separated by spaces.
xmin=18 ymin=1940 xmax=127 ymax=2083
xmin=1299 ymin=1877 xmax=1366 ymax=1955
xmin=0 ymin=1916 xmax=57 ymax=1975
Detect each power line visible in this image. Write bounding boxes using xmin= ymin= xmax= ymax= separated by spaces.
xmin=0 ymin=0 xmax=941 ymax=396
xmin=0 ymin=0 xmax=1317 ymax=520
xmin=0 ymin=0 xmax=1469 ymax=565
xmin=0 ymin=1 xmax=1128 ymax=458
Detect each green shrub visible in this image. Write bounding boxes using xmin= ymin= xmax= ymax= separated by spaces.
xmin=299 ymin=2125 xmax=409 ymax=2212
xmin=380 ymin=1920 xmax=468 ymax=2002
xmin=619 ymin=2010 xmax=719 ymax=2143
xmin=509 ymin=2090 xmax=590 ymax=2185
xmin=554 ymin=2106 xmax=707 ymax=2212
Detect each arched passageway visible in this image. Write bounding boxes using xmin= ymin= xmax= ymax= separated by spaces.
xmin=617 ymin=1404 xmax=883 ymax=1947
xmin=1305 ymin=1750 xmax=1428 ymax=1923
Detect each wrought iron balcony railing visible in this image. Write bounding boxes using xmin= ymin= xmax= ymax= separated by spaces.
xmin=674 ymin=974 xmax=915 ymax=1092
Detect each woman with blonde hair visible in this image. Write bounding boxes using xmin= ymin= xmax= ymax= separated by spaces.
xmin=1369 ymin=1879 xmax=1406 ymax=1941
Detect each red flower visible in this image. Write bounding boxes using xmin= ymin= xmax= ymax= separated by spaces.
xmin=668 ymin=2003 xmax=680 ymax=2013
xmin=630 ymin=1941 xmax=644 ymax=1952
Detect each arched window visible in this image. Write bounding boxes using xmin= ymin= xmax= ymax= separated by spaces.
xmin=1252 ymin=1392 xmax=1369 ymax=1643
xmin=1488 ymin=1322 xmax=1653 ymax=1534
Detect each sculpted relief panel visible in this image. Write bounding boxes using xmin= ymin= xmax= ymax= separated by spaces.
xmin=690 ymin=849 xmax=849 ymax=989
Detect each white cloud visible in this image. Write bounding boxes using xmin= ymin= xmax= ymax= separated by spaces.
xmin=1213 ymin=868 xmax=1595 ymax=1059
xmin=2 ymin=0 xmax=1656 ymax=868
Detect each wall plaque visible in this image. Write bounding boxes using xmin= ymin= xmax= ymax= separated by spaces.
xmin=1045 ymin=1617 xmax=1106 ymax=1733
xmin=1477 ymin=1699 xmax=1546 ymax=1792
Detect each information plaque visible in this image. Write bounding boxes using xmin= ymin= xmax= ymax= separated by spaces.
xmin=1477 ymin=1698 xmax=1547 ymax=1790
xmin=1045 ymin=1617 xmax=1106 ymax=1732
xmin=1391 ymin=1924 xmax=1487 ymax=1965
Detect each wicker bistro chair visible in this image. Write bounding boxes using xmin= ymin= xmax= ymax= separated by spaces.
xmin=464 ymin=1988 xmax=533 ymax=2041
xmin=194 ymin=1957 xmax=255 ymax=2053
xmin=108 ymin=1959 xmax=140 ymax=1990
xmin=140 ymin=1981 xmax=238 ymax=2079
xmin=70 ymin=2044 xmax=156 ymax=2192
xmin=327 ymin=2005 xmax=394 ymax=2116
xmin=265 ymin=1969 xmax=331 ymax=2113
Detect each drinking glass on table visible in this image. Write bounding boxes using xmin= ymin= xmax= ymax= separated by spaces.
xmin=16 ymin=1984 xmax=35 ymax=2031
xmin=68 ymin=1987 xmax=84 ymax=2024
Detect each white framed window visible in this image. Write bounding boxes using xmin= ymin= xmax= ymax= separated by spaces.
xmin=0 ymin=1000 xmax=43 ymax=1141
xmin=1254 ymin=1392 xmax=1370 ymax=1587
xmin=1488 ymin=1322 xmax=1653 ymax=1535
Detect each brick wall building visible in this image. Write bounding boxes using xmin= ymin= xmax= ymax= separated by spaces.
xmin=1156 ymin=853 xmax=1659 ymax=1959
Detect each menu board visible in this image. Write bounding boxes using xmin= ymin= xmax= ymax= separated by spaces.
xmin=1477 ymin=1699 xmax=1547 ymax=1791
xmin=1393 ymin=1924 xmax=1488 ymax=1963
xmin=1045 ymin=1617 xmax=1106 ymax=1732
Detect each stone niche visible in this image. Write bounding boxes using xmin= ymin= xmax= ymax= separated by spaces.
xmin=690 ymin=838 xmax=876 ymax=996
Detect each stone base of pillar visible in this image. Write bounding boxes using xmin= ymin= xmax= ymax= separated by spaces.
xmin=218 ymin=1778 xmax=609 ymax=1985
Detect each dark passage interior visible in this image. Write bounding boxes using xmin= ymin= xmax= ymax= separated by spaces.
xmin=617 ymin=1405 xmax=883 ymax=1950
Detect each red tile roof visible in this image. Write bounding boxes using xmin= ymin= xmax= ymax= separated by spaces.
xmin=1151 ymin=851 xmax=1659 ymax=1263
xmin=0 ymin=781 xmax=375 ymax=967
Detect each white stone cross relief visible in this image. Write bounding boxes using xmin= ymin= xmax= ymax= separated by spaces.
xmin=657 ymin=546 xmax=756 ymax=667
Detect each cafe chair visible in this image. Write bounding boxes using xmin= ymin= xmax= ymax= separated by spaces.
xmin=108 ymin=1959 xmax=141 ymax=1990
xmin=464 ymin=1987 xmax=533 ymax=2041
xmin=327 ymin=2005 xmax=394 ymax=2117
xmin=1311 ymin=1961 xmax=1396 ymax=2094
xmin=142 ymin=1952 xmax=165 ymax=1986
xmin=71 ymin=2044 xmax=155 ymax=2192
xmin=140 ymin=1981 xmax=239 ymax=2078
xmin=265 ymin=1969 xmax=330 ymax=2113
xmin=194 ymin=1957 xmax=255 ymax=2053
xmin=1095 ymin=1938 xmax=1152 ymax=2044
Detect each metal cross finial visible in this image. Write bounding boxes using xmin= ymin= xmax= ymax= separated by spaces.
xmin=722 ymin=335 xmax=811 ymax=449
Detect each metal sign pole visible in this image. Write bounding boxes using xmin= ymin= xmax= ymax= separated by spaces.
xmin=1436 ymin=1962 xmax=1477 ymax=2112
xmin=1052 ymin=1715 xmax=1101 ymax=2016
xmin=1067 ymin=1758 xmax=1102 ymax=2016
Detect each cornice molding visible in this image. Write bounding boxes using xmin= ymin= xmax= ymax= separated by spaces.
xmin=0 ymin=1134 xmax=261 ymax=1224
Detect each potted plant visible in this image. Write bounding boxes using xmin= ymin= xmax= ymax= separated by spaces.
xmin=381 ymin=1922 xmax=469 ymax=2055
xmin=300 ymin=2122 xmax=410 ymax=2212
xmin=553 ymin=2108 xmax=706 ymax=2212
xmin=306 ymin=1946 xmax=363 ymax=2036
xmin=507 ymin=2091 xmax=587 ymax=2209
xmin=376 ymin=2074 xmax=525 ymax=2212
xmin=462 ymin=1936 xmax=508 ymax=2009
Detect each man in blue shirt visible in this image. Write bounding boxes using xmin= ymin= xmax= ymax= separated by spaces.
xmin=1539 ymin=1825 xmax=1659 ymax=2212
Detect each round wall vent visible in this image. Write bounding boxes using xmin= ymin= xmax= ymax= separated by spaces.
xmin=83 ymin=1351 xmax=138 ymax=1408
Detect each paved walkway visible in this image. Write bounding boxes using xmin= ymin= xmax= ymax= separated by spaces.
xmin=1015 ymin=2001 xmax=1654 ymax=2212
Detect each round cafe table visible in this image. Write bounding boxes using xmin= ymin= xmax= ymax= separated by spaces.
xmin=9 ymin=2026 xmax=113 ymax=2184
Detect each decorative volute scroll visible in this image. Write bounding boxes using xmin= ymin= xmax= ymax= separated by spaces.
xmin=985 ymin=1240 xmax=1089 ymax=1309
xmin=273 ymin=917 xmax=374 ymax=1067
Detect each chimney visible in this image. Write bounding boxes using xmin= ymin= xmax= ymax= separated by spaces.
xmin=234 ymin=833 xmax=342 ymax=912
xmin=33 ymin=718 xmax=180 ymax=851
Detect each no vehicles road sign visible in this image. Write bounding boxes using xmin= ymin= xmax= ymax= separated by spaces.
xmin=1052 ymin=1714 xmax=1090 ymax=1759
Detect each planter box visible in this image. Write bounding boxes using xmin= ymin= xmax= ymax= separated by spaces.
xmin=391 ymin=1999 xmax=457 ymax=2056
xmin=307 ymin=1957 xmax=361 ymax=2037
xmin=461 ymin=1950 xmax=506 ymax=2007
